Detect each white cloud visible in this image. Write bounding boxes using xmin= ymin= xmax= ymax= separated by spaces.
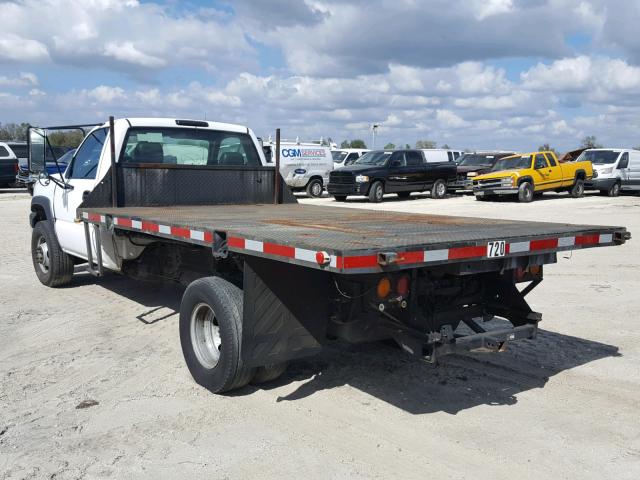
xmin=0 ymin=34 xmax=49 ymax=62
xmin=103 ymin=42 xmax=166 ymax=68
xmin=0 ymin=72 xmax=39 ymax=87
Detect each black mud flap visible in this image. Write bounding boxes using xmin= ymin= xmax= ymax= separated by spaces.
xmin=241 ymin=256 xmax=331 ymax=368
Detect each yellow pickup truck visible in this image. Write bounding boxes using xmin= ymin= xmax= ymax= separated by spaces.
xmin=472 ymin=151 xmax=593 ymax=202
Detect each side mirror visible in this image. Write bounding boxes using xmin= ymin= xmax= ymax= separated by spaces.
xmin=28 ymin=127 xmax=46 ymax=176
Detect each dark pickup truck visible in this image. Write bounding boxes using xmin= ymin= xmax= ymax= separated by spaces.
xmin=453 ymin=152 xmax=514 ymax=191
xmin=327 ymin=150 xmax=457 ymax=202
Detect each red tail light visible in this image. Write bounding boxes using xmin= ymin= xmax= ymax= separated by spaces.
xmin=396 ymin=275 xmax=410 ymax=296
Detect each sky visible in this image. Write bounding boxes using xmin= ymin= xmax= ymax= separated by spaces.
xmin=2 ymin=0 xmax=640 ymax=151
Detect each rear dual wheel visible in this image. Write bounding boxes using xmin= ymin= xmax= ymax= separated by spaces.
xmin=179 ymin=276 xmax=287 ymax=393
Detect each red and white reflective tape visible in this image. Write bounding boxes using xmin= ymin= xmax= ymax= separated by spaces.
xmin=81 ymin=211 xmax=615 ymax=271
xmin=82 ymin=212 xmax=213 ymax=243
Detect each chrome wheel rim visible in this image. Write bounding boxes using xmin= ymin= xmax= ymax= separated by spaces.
xmin=612 ymin=184 xmax=619 ymax=196
xmin=437 ymin=182 xmax=446 ymax=197
xmin=375 ymin=185 xmax=383 ymax=200
xmin=35 ymin=236 xmax=50 ymax=273
xmin=311 ymin=182 xmax=322 ymax=196
xmin=190 ymin=303 xmax=222 ymax=369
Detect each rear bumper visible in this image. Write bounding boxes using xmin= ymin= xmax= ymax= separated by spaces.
xmin=433 ymin=323 xmax=538 ymax=357
xmin=474 ymin=187 xmax=518 ymax=196
xmin=585 ymin=177 xmax=617 ymax=190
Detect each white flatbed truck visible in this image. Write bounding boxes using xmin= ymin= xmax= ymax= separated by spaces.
xmin=27 ymin=118 xmax=631 ymax=393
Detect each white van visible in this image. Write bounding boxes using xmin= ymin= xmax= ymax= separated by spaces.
xmin=262 ymin=141 xmax=333 ymax=197
xmin=580 ymin=148 xmax=640 ymax=196
xmin=331 ymin=148 xmax=370 ymax=169
xmin=420 ymin=149 xmax=463 ymax=163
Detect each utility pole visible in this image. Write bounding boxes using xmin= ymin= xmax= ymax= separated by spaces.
xmin=371 ymin=123 xmax=380 ymax=149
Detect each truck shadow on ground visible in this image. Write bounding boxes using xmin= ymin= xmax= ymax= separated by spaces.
xmin=79 ymin=272 xmax=620 ymax=415
xmin=263 ymin=322 xmax=620 ymax=415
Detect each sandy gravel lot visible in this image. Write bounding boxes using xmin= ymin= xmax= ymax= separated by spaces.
xmin=1 ymin=189 xmax=639 ymax=479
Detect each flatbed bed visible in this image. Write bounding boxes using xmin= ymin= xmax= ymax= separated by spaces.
xmin=80 ymin=203 xmax=628 ymax=274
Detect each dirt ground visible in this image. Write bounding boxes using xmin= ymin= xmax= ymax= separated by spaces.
xmin=1 ymin=189 xmax=639 ymax=479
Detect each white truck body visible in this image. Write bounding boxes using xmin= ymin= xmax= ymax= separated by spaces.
xmin=263 ymin=141 xmax=333 ymax=197
xmin=421 ymin=149 xmax=463 ymax=163
xmin=580 ymin=148 xmax=640 ymax=195
xmin=331 ymin=148 xmax=370 ymax=169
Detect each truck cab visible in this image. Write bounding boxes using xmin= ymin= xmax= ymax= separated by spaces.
xmin=327 ymin=149 xmax=457 ymax=202
xmin=331 ymin=148 xmax=369 ymax=169
xmin=29 ymin=118 xmax=268 ymax=276
xmin=473 ymin=151 xmax=592 ymax=202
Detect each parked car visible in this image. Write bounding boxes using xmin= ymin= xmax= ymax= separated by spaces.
xmin=327 ymin=149 xmax=457 ymax=202
xmin=331 ymin=148 xmax=369 ymax=169
xmin=452 ymin=151 xmax=515 ymax=191
xmin=420 ymin=148 xmax=463 ymax=163
xmin=473 ymin=151 xmax=592 ymax=202
xmin=263 ymin=141 xmax=333 ymax=197
xmin=0 ymin=142 xmax=19 ymax=187
xmin=17 ymin=148 xmax=75 ymax=194
xmin=580 ymin=149 xmax=640 ymax=197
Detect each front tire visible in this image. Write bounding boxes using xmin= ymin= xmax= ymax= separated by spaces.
xmin=368 ymin=181 xmax=384 ymax=203
xmin=517 ymin=182 xmax=534 ymax=203
xmin=306 ymin=178 xmax=323 ymax=198
xmin=179 ymin=277 xmax=256 ymax=394
xmin=607 ymin=182 xmax=620 ymax=197
xmin=431 ymin=179 xmax=447 ymax=199
xmin=31 ymin=221 xmax=74 ymax=287
xmin=570 ymin=179 xmax=585 ymax=198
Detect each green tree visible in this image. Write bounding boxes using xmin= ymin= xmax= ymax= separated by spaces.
xmin=415 ymin=139 xmax=437 ymax=149
xmin=405 ymin=143 xmax=411 ymax=149
xmin=340 ymin=140 xmax=350 ymax=148
xmin=538 ymin=143 xmax=556 ymax=153
xmin=383 ymin=142 xmax=396 ymax=150
xmin=581 ymin=135 xmax=602 ymax=149
xmin=441 ymin=143 xmax=451 ymax=149
xmin=0 ymin=122 xmax=30 ymax=141
xmin=349 ymin=139 xmax=367 ymax=149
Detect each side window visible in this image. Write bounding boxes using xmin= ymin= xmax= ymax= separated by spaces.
xmin=453 ymin=151 xmax=461 ymax=160
xmin=389 ymin=152 xmax=406 ymax=167
xmin=346 ymin=153 xmax=359 ymax=163
xmin=405 ymin=151 xmax=424 ymax=166
xmin=617 ymin=152 xmax=629 ymax=169
xmin=447 ymin=151 xmax=454 ymax=162
xmin=546 ymin=154 xmax=557 ymax=166
xmin=534 ymin=154 xmax=548 ymax=169
xmin=262 ymin=146 xmax=273 ymax=163
xmin=0 ymin=146 xmax=9 ymax=157
xmin=67 ymin=128 xmax=107 ymax=179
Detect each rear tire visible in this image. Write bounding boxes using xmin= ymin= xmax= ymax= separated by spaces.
xmin=368 ymin=181 xmax=384 ymax=203
xmin=306 ymin=178 xmax=323 ymax=198
xmin=251 ymin=362 xmax=288 ymax=384
xmin=333 ymin=195 xmax=347 ymax=202
xmin=570 ymin=179 xmax=585 ymax=198
xmin=607 ymin=182 xmax=620 ymax=197
xmin=517 ymin=182 xmax=534 ymax=203
xmin=31 ymin=221 xmax=74 ymax=287
xmin=179 ymin=277 xmax=256 ymax=394
xmin=397 ymin=191 xmax=411 ymax=199
xmin=431 ymin=179 xmax=447 ymax=199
